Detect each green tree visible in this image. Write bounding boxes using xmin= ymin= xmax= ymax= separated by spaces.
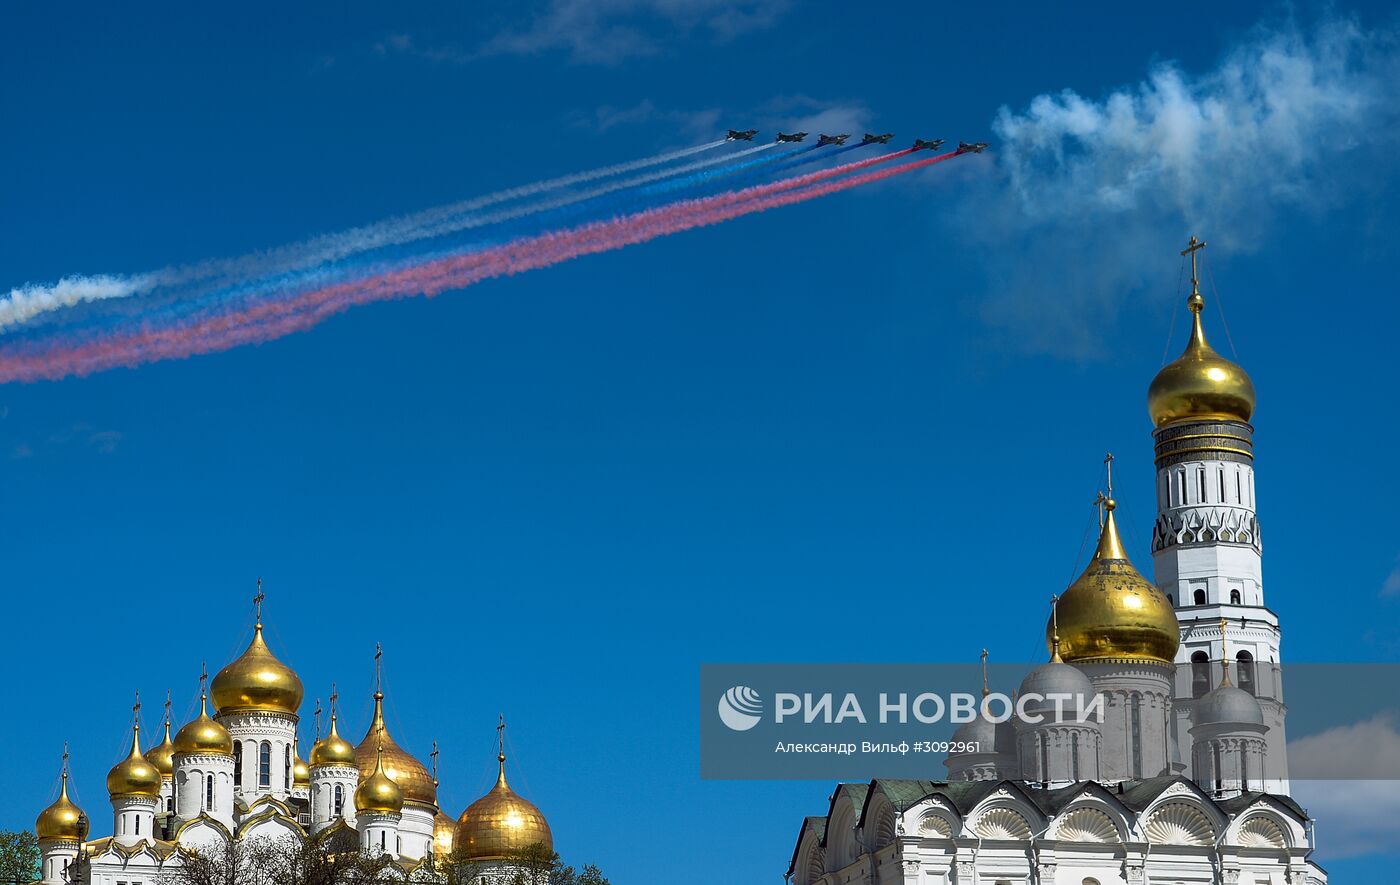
xmin=0 ymin=831 xmax=40 ymax=885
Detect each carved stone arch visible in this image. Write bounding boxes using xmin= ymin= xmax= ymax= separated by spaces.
xmin=1235 ymin=813 xmax=1289 ymax=850
xmin=917 ymin=807 xmax=956 ymax=838
xmin=826 ymin=800 xmax=859 ymax=872
xmin=973 ymin=806 xmax=1032 ymax=840
xmin=1145 ymin=802 xmax=1216 ymax=846
xmin=1053 ymin=807 xmax=1121 ymax=843
xmin=870 ymin=805 xmax=898 ymax=850
xmin=796 ymin=837 xmax=825 ymax=885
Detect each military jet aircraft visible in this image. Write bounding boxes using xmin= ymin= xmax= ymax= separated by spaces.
xmin=775 ymin=132 xmax=808 ymax=143
xmin=956 ymin=141 xmax=990 ymax=154
xmin=817 ymin=133 xmax=850 ymax=146
xmin=727 ymin=129 xmax=758 ymax=141
xmin=861 ymin=132 xmax=895 ymax=145
xmin=912 ymin=138 xmax=946 ymax=151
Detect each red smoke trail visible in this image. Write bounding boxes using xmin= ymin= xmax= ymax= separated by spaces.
xmin=0 ymin=149 xmax=955 ymax=382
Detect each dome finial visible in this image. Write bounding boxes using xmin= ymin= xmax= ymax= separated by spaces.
xmin=1050 ymin=596 xmax=1063 ymax=663
xmin=979 ymin=649 xmax=989 ymax=698
xmin=254 ymin=577 xmax=264 ymax=627
xmin=1218 ymin=617 xmax=1233 ymax=686
xmin=431 ymin=740 xmax=441 ymax=787
xmin=1182 ymin=235 xmax=1207 ymax=314
xmin=496 ymin=714 xmax=508 ymax=786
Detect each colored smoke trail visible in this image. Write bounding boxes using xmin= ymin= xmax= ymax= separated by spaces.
xmin=0 ymin=148 xmax=957 ymax=382
xmin=0 ymin=139 xmax=730 ymax=331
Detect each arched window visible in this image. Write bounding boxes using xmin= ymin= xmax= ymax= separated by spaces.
xmin=259 ymin=741 xmax=272 ymax=787
xmin=1237 ymin=651 xmax=1256 ymax=695
xmin=206 ymin=774 xmax=215 ymax=811
xmin=334 ymin=784 xmax=344 ymax=817
xmin=1167 ymin=592 xmax=1175 ymax=606
xmin=166 ymin=796 xmax=174 ymax=814
xmin=284 ymin=744 xmax=292 ymax=788
xmin=380 ymin=832 xmax=387 ymax=851
xmin=135 ymin=815 xmax=141 ymax=836
xmin=1193 ymin=588 xmax=1207 ymax=605
xmin=1230 ymin=589 xmax=1242 ymax=605
xmin=1191 ymin=651 xmax=1212 ymax=698
xmin=234 ymin=743 xmax=242 ymax=787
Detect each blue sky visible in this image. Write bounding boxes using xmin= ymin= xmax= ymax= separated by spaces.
xmin=3 ymin=1 xmax=1399 ymax=881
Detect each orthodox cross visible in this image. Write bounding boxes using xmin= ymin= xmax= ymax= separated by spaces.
xmin=1181 ymin=235 xmax=1207 ymax=296
xmin=1104 ymin=452 xmax=1115 ymax=499
xmin=497 ymin=714 xmax=507 ymax=759
xmin=979 ymin=649 xmax=989 ymax=698
xmin=374 ymin=643 xmax=383 ymax=693
xmin=200 ymin=660 xmax=209 ymax=696
xmin=330 ymin=682 xmax=339 ymax=718
xmin=62 ymin=742 xmax=70 ymax=777
xmin=1093 ymin=491 xmax=1107 ymax=528
xmin=132 ymin=691 xmax=142 ymax=731
xmin=430 ymin=741 xmax=440 ymax=784
xmin=254 ymin=578 xmax=265 ymax=626
xmin=314 ymin=698 xmax=323 ymax=740
xmin=164 ymin=689 xmax=172 ymax=728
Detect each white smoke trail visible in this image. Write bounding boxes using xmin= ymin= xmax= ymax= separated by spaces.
xmin=0 ymin=139 xmax=729 ymax=333
xmin=949 ymin=15 xmax=1400 ymax=358
xmin=1 ymin=275 xmax=158 ymax=329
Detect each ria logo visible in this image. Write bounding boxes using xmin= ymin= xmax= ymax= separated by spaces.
xmin=718 ymin=685 xmax=763 ymax=731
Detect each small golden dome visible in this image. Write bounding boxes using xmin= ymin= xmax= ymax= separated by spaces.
xmin=211 ymin=623 xmax=304 ymax=716
xmin=433 ymin=810 xmax=456 ymax=856
xmin=455 ymin=754 xmax=552 ymax=860
xmin=1148 ymin=291 xmax=1255 ymax=428
xmin=311 ymin=712 xmax=357 ymax=768
xmin=174 ymin=692 xmax=234 ymax=757
xmin=36 ymin=765 xmax=87 ymax=842
xmin=292 ymin=740 xmax=311 ymax=788
xmin=145 ymin=717 xmax=176 ymax=778
xmin=354 ymin=746 xmax=404 ymax=815
xmin=1049 ymin=498 xmax=1180 ymax=664
xmin=355 ymin=692 xmax=437 ymax=807
xmin=107 ymin=726 xmax=164 ymax=800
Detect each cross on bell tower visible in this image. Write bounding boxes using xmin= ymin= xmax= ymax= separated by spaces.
xmin=254 ymin=578 xmax=265 ymax=626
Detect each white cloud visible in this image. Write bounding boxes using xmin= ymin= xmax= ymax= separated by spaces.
xmin=949 ymin=15 xmax=1400 ymax=358
xmin=478 ymin=0 xmax=791 ymax=65
xmin=1382 ymin=555 xmax=1400 ymax=597
xmin=1290 ymin=714 xmax=1400 ymax=858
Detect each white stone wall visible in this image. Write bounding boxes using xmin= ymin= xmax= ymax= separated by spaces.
xmin=217 ymin=711 xmax=298 ymax=803
xmin=309 ymin=764 xmax=358 ymax=832
xmin=173 ymin=752 xmax=236 ymax=829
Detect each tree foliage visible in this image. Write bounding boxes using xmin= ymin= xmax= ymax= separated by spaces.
xmin=0 ymin=831 xmax=40 ymax=885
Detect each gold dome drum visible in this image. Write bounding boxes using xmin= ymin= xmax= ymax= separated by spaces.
xmin=36 ymin=775 xmax=87 ymax=842
xmin=1050 ymin=501 xmax=1179 ymax=664
xmin=355 ymin=693 xmax=437 ymax=807
xmin=174 ymin=695 xmax=235 ymax=757
xmin=211 ymin=624 xmax=304 ymax=716
xmin=455 ymin=757 xmax=552 ymax=860
xmin=1147 ymin=294 xmax=1255 ymax=428
xmin=107 ymin=730 xmax=164 ymax=799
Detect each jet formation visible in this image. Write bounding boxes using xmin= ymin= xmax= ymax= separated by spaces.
xmin=726 ymin=129 xmax=988 ymax=152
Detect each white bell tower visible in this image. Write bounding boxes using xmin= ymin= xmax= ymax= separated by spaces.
xmin=1148 ymin=237 xmax=1287 ymax=794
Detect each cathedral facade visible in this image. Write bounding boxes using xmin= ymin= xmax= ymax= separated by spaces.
xmin=33 ymin=617 xmax=553 ymax=884
xmin=784 ymin=241 xmax=1327 ymax=885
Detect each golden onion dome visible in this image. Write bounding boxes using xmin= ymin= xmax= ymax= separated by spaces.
xmin=36 ymin=767 xmax=88 ymax=842
xmin=145 ymin=717 xmax=176 ymax=778
xmin=1049 ymin=498 xmax=1180 ymax=664
xmin=354 ymin=746 xmax=404 ymax=816
xmin=433 ymin=810 xmax=456 ymax=856
xmin=354 ymin=692 xmax=437 ymax=807
xmin=107 ymin=726 xmax=164 ymax=800
xmin=1148 ymin=290 xmax=1255 ymax=428
xmin=292 ymin=740 xmax=311 ymax=788
xmin=455 ymin=753 xmax=553 ymax=860
xmin=173 ymin=691 xmax=235 ymax=757
xmin=311 ymin=712 xmax=357 ymax=768
xmin=211 ymin=623 xmax=304 ymax=716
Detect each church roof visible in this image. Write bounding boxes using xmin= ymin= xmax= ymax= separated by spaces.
xmin=785 ymin=817 xmax=828 ymax=877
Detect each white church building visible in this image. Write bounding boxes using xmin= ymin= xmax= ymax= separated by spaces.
xmin=33 ymin=610 xmax=554 ymax=884
xmin=784 ymin=240 xmax=1328 ymax=885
